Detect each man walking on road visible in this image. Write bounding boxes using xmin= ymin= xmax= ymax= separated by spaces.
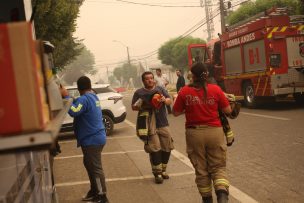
xmin=154 ymin=68 xmax=172 ymax=114
xmin=61 ymin=76 xmax=109 ymax=203
xmin=175 ymin=69 xmax=185 ymax=93
xmin=132 ymin=71 xmax=174 ymax=184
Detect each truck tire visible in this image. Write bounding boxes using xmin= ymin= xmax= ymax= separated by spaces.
xmin=103 ymin=114 xmax=114 ymax=136
xmin=294 ymin=93 xmax=304 ymax=105
xmin=243 ymin=82 xmax=257 ymax=108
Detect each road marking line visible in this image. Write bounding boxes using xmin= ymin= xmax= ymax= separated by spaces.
xmin=107 ymin=135 xmax=137 ymax=140
xmin=229 ymin=186 xmax=258 ymax=203
xmin=55 ymin=171 xmax=194 ymax=187
xmin=240 ymin=112 xmax=290 ymax=121
xmin=58 ymin=140 xmax=76 ymax=144
xmin=55 ymin=150 xmax=145 ymax=160
xmin=59 ymin=135 xmax=137 ymax=144
xmin=125 ymin=119 xmax=258 ymax=203
xmin=124 ymin=119 xmax=136 ymax=128
xmin=114 ymin=125 xmax=130 ymax=130
xmin=171 ymin=150 xmax=193 ymax=170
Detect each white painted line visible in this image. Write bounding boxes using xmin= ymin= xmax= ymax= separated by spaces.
xmin=124 ymin=119 xmax=136 ymax=128
xmin=240 ymin=112 xmax=290 ymax=121
xmin=59 ymin=135 xmax=137 ymax=144
xmin=55 ymin=150 xmax=145 ymax=160
xmin=113 ymin=125 xmax=130 ymax=130
xmin=55 ymin=154 xmax=83 ymax=160
xmin=55 ymin=171 xmax=194 ymax=187
xmin=107 ymin=135 xmax=137 ymax=140
xmin=125 ymin=119 xmax=258 ymax=203
xmin=229 ymin=185 xmax=259 ymax=203
xmin=171 ymin=150 xmax=193 ymax=170
xmin=59 ymin=140 xmax=76 ymax=144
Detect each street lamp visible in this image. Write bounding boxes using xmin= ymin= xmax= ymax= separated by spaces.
xmin=112 ymin=40 xmax=131 ymax=65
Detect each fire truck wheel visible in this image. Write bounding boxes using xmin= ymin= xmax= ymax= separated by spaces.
xmin=243 ymin=82 xmax=257 ymax=108
xmin=293 ymin=93 xmax=304 ymax=105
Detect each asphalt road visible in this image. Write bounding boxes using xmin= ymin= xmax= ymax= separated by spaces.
xmin=54 ymin=91 xmax=304 ymax=203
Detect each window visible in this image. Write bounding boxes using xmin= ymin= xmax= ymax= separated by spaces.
xmin=191 ymin=47 xmax=209 ymax=64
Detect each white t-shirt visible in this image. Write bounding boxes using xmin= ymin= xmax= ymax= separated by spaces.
xmin=155 ymin=74 xmax=169 ymax=88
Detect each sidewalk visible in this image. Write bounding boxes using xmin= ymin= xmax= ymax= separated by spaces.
xmin=54 ymin=121 xmax=240 ymax=203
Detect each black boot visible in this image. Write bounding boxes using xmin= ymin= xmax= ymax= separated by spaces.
xmin=216 ymin=190 xmax=228 ymax=203
xmin=161 ymin=151 xmax=171 ymax=179
xmin=202 ymin=196 xmax=213 ymax=203
xmin=153 ymin=173 xmax=164 ymax=184
xmin=91 ymin=194 xmax=109 ymax=203
xmin=150 ymin=151 xmax=163 ymax=184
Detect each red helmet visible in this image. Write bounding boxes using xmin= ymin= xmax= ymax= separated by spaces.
xmin=151 ymin=93 xmax=163 ymax=109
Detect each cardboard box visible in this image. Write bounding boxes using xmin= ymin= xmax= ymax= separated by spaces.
xmin=0 ymin=22 xmax=49 ymax=135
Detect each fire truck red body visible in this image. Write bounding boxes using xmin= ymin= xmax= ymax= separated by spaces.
xmin=188 ymin=9 xmax=304 ymax=107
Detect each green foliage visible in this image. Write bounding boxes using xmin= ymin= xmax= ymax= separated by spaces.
xmin=113 ymin=63 xmax=138 ymax=85
xmin=227 ymin=0 xmax=302 ymax=26
xmin=113 ymin=67 xmax=123 ymax=81
xmin=108 ymin=75 xmax=117 ymax=85
xmin=60 ymin=44 xmax=96 ymax=85
xmin=158 ymin=36 xmax=205 ymax=71
xmin=32 ymin=0 xmax=83 ymax=69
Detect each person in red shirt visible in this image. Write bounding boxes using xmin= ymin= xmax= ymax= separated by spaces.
xmin=173 ymin=62 xmax=232 ymax=203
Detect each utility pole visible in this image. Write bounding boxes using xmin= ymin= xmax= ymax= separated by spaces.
xmin=113 ymin=40 xmax=131 ymax=66
xmin=106 ymin=66 xmax=109 ymax=83
xmin=219 ymin=0 xmax=226 ymax=33
xmin=126 ymin=46 xmax=131 ymax=66
xmin=200 ymin=0 xmax=215 ymax=41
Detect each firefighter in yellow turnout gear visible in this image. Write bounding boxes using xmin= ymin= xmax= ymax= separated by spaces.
xmin=173 ymin=62 xmax=232 ymax=203
xmin=132 ymin=71 xmax=174 ymax=184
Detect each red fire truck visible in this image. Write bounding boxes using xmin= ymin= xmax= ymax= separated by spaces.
xmin=188 ymin=8 xmax=304 ymax=107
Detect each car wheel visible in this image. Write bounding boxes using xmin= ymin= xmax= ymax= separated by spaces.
xmin=243 ymin=81 xmax=258 ymax=108
xmin=103 ymin=114 xmax=114 ymax=136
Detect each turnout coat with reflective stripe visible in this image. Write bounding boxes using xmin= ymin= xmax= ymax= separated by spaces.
xmin=68 ymin=92 xmax=106 ymax=147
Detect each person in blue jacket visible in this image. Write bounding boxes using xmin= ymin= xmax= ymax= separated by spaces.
xmin=62 ymin=76 xmax=108 ymax=203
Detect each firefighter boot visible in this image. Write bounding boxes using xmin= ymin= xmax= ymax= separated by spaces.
xmin=153 ymin=172 xmax=163 ymax=184
xmin=150 ymin=151 xmax=163 ymax=184
xmin=216 ymin=190 xmax=228 ymax=203
xmin=152 ymin=164 xmax=163 ymax=184
xmin=161 ymin=163 xmax=169 ymax=179
xmin=202 ymin=196 xmax=213 ymax=203
xmin=161 ymin=151 xmax=171 ymax=179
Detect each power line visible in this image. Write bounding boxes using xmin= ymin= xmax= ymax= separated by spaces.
xmin=130 ymin=9 xmax=221 ymax=61
xmin=85 ymin=0 xmax=200 ymax=4
xmin=115 ymin=0 xmax=201 ymax=7
xmin=95 ymin=1 xmax=246 ymax=64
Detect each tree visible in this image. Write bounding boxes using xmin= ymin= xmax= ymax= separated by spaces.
xmin=158 ymin=36 xmax=205 ymax=72
xmin=113 ymin=63 xmax=138 ymax=86
xmin=32 ymin=0 xmax=83 ymax=69
xmin=113 ymin=67 xmax=123 ymax=83
xmin=227 ymin=0 xmax=302 ymax=26
xmin=60 ymin=44 xmax=96 ymax=85
xmin=108 ymin=75 xmax=117 ymax=85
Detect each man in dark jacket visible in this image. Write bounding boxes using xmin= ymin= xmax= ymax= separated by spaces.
xmin=61 ymin=76 xmax=109 ymax=203
xmin=132 ymin=71 xmax=174 ymax=184
xmin=176 ymin=69 xmax=185 ymax=93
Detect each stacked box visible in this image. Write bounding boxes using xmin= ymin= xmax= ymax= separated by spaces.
xmin=0 ymin=22 xmax=49 ymax=135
